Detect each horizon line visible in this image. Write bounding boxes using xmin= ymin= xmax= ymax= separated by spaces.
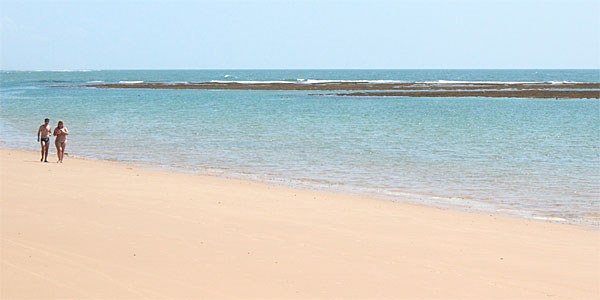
xmin=2 ymin=68 xmax=600 ymax=72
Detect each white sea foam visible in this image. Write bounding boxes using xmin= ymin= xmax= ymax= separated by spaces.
xmin=209 ymin=79 xmax=407 ymax=84
xmin=122 ymin=79 xmax=586 ymax=86
xmin=87 ymin=80 xmax=104 ymax=83
xmin=209 ymin=80 xmax=295 ymax=84
xmin=299 ymin=79 xmax=406 ymax=84
xmin=45 ymin=69 xmax=93 ymax=72
xmin=533 ymin=216 xmax=567 ymax=222
xmin=119 ymin=80 xmax=144 ymax=84
xmin=206 ymin=79 xmax=583 ymax=85
xmin=420 ymin=80 xmax=581 ymax=85
xmin=548 ymin=80 xmax=577 ymax=84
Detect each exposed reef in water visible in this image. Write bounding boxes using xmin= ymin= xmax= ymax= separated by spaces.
xmin=64 ymin=81 xmax=600 ymax=99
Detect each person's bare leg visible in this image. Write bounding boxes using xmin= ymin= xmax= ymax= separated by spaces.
xmin=59 ymin=144 xmax=63 ymax=163
xmin=60 ymin=142 xmax=67 ymax=163
xmin=40 ymin=141 xmax=45 ymax=162
xmin=55 ymin=142 xmax=61 ymax=163
xmin=44 ymin=142 xmax=50 ymax=162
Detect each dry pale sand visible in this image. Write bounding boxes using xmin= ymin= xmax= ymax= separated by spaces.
xmin=1 ymin=148 xmax=598 ymax=299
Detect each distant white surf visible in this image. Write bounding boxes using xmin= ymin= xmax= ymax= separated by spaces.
xmin=119 ymin=80 xmax=144 ymax=84
xmin=421 ymin=80 xmax=581 ymax=85
xmin=209 ymin=79 xmax=407 ymax=84
xmin=205 ymin=79 xmax=583 ymax=85
xmin=297 ymin=79 xmax=407 ymax=84
xmin=38 ymin=69 xmax=94 ymax=72
xmin=209 ymin=80 xmax=295 ymax=84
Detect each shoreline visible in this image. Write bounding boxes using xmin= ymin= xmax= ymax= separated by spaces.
xmin=1 ymin=148 xmax=599 ymax=298
xmin=71 ymin=81 xmax=600 ymax=99
xmin=4 ymin=147 xmax=594 ymax=227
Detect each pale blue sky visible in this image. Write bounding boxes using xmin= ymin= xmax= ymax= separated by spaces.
xmin=1 ymin=0 xmax=598 ymax=70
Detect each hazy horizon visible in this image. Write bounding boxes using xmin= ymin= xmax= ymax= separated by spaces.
xmin=3 ymin=68 xmax=600 ymax=71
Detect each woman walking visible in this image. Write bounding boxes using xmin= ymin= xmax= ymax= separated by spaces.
xmin=53 ymin=120 xmax=69 ymax=163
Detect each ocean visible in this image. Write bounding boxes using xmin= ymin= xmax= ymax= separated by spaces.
xmin=1 ymin=69 xmax=599 ymax=225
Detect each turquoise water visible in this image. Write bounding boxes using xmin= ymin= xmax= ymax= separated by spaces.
xmin=1 ymin=70 xmax=599 ymax=225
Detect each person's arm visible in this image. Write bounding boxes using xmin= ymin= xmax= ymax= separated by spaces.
xmin=37 ymin=126 xmax=41 ymax=141
xmin=53 ymin=128 xmax=59 ymax=136
xmin=62 ymin=128 xmax=69 ymax=135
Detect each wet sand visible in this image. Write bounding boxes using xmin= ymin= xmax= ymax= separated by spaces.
xmin=1 ymin=148 xmax=599 ymax=299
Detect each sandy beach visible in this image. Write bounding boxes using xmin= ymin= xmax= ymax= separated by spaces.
xmin=1 ymin=148 xmax=598 ymax=299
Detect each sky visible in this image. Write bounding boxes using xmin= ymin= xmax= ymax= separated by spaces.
xmin=1 ymin=0 xmax=599 ymax=70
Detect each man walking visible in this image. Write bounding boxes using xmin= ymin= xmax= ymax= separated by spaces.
xmin=37 ymin=118 xmax=52 ymax=162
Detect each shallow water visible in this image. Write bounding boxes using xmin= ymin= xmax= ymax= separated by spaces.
xmin=1 ymin=70 xmax=599 ymax=225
